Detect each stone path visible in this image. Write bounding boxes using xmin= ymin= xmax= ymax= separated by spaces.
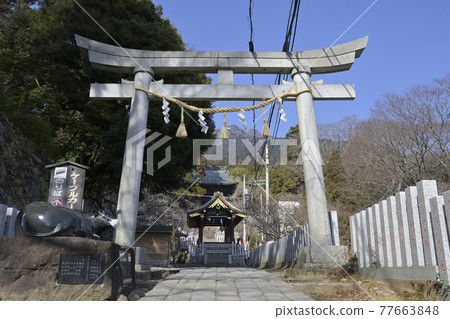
xmin=140 ymin=267 xmax=313 ymax=301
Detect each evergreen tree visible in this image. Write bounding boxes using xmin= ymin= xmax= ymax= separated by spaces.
xmin=0 ymin=0 xmax=215 ymax=203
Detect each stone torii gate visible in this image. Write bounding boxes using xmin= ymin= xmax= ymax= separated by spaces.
xmin=76 ymin=34 xmax=367 ymax=267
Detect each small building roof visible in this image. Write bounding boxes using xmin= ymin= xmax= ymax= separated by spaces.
xmin=45 ymin=161 xmax=90 ymax=170
xmin=135 ymin=225 xmax=187 ymax=237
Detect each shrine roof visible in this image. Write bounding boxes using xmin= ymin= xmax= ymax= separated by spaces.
xmin=187 ymin=192 xmax=246 ymax=216
xmin=186 ymin=192 xmax=247 ymax=228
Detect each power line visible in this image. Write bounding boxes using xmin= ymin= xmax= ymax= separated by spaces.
xmin=248 ymin=0 xmax=258 ymax=180
xmin=282 ymin=0 xmax=301 ymax=52
xmin=248 ymin=0 xmax=255 ymax=52
xmin=250 ymin=0 xmax=303 ymax=198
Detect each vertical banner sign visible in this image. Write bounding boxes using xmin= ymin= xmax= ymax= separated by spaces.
xmin=46 ymin=161 xmax=89 ymax=211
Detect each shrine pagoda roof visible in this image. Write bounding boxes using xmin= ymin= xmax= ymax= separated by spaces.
xmin=186 ymin=192 xmax=247 ymax=228
xmin=199 ymin=167 xmax=238 ymax=196
xmin=200 ymin=169 xmax=238 ymax=186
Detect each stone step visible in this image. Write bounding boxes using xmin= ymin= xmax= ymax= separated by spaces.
xmin=189 ymin=254 xmax=245 ymax=266
xmin=207 ymin=254 xmax=228 ymax=259
xmin=206 ymin=254 xmax=230 ymax=266
xmin=135 ymin=268 xmax=180 ymax=280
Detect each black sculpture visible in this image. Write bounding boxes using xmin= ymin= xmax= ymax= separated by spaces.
xmin=16 ymin=201 xmax=119 ymax=240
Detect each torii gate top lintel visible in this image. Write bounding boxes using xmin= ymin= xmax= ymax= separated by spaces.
xmin=75 ymin=34 xmax=368 ymax=75
xmin=75 ymin=34 xmax=368 ymax=102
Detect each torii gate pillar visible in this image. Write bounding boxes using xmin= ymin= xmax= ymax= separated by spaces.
xmin=291 ymin=66 xmax=347 ymax=268
xmin=114 ymin=66 xmax=153 ymax=246
xmin=291 ymin=66 xmax=332 ymax=248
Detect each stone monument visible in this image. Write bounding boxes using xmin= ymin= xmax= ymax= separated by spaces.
xmin=0 ymin=161 xmax=126 ymax=300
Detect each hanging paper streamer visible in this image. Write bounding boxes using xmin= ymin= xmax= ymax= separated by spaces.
xmin=162 ymin=99 xmax=170 ymax=124
xmin=279 ymin=109 xmax=287 ymax=122
xmin=238 ymin=109 xmax=248 ymax=131
xmin=198 ymin=110 xmax=208 ymax=134
xmin=276 ymin=97 xmax=287 ymax=122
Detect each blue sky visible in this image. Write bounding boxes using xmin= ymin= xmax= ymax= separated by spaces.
xmin=152 ymin=0 xmax=450 ymax=136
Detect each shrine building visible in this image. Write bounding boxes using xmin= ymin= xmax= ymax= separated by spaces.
xmin=186 ymin=168 xmax=247 ymax=265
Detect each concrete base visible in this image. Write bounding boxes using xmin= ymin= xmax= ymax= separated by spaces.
xmin=295 ymin=245 xmax=348 ymax=269
xmin=231 ymin=255 xmax=246 ymax=267
xmin=134 ymin=247 xmax=151 ymax=271
xmin=359 ymin=266 xmax=438 ymax=281
xmin=359 ymin=266 xmax=449 ymax=301
xmin=135 ymin=264 xmax=151 ymax=271
xmin=189 ymin=254 xmax=204 ymax=264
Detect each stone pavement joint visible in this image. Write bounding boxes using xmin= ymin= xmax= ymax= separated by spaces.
xmin=140 ymin=267 xmax=313 ymax=301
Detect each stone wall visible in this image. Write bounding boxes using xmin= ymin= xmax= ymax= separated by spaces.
xmin=0 ymin=237 xmax=122 ymax=300
xmin=350 ymin=180 xmax=450 ymax=287
xmin=247 ymin=211 xmax=341 ymax=269
xmin=247 ymin=224 xmax=310 ymax=269
xmin=0 ymin=112 xmax=48 ymax=209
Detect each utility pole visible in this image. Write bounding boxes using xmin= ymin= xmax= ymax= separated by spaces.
xmin=243 ymin=174 xmax=247 ymax=251
xmin=265 ymin=141 xmax=270 ymax=241
xmin=243 ymin=174 xmax=246 ymax=211
xmin=260 ymin=193 xmax=264 ymax=242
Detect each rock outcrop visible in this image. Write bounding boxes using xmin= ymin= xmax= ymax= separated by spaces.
xmin=0 ymin=112 xmax=48 ymax=208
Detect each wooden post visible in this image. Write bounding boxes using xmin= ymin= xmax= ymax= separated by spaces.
xmin=199 ymin=217 xmax=204 ymax=244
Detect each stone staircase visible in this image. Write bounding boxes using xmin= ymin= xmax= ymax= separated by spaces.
xmin=189 ymin=253 xmax=246 ymax=267
xmin=205 ymin=253 xmax=230 ymax=266
xmin=188 ymin=242 xmax=247 ymax=267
